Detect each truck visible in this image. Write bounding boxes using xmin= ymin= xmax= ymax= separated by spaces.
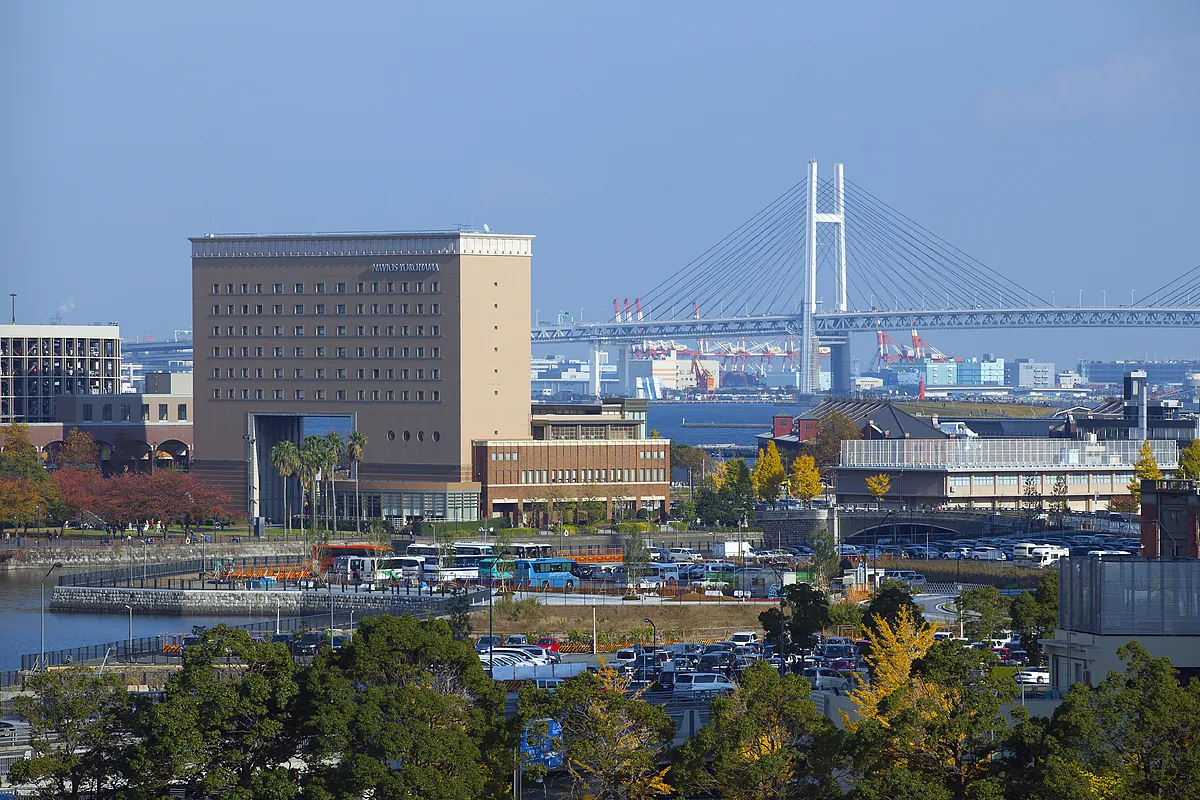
xmin=714 ymin=541 xmax=753 ymax=559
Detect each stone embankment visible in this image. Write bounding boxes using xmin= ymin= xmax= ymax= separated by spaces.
xmin=1 ymin=541 xmax=306 ymax=570
xmin=51 ymin=585 xmax=474 ymax=616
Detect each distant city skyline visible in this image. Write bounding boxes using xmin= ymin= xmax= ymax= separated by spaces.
xmin=2 ymin=2 xmax=1197 ymax=364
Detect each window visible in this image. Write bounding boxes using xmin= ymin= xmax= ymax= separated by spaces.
xmin=212 ymin=326 xmax=220 ymax=337
xmin=295 ymin=390 xmax=304 ymax=400
xmin=256 ymin=389 xmax=263 ymax=399
xmin=273 ymin=368 xmax=284 ymax=378
xmin=416 ymin=368 xmax=424 ymax=380
xmin=294 ymin=304 xmax=304 ymax=315
xmin=416 ymin=304 xmax=424 ymax=314
xmin=371 ymin=304 xmax=379 ymax=315
xmin=401 ymin=369 xmax=409 ymax=379
xmin=337 ymin=326 xmax=347 ymax=336
xmin=336 ymin=347 xmax=346 ymax=357
xmin=417 ymin=325 xmax=424 ymax=336
xmin=356 ymin=326 xmax=364 ymax=336
xmin=386 ymin=347 xmax=394 ymax=357
xmin=432 ymin=325 xmax=439 ymax=336
xmin=356 ymin=368 xmax=365 ymax=379
xmin=294 ymin=326 xmax=304 ymax=336
xmin=226 ymin=368 xmax=235 ymax=378
xmin=226 ymin=283 xmax=234 ymax=294
xmin=431 ymin=303 xmax=439 ymax=314
xmin=417 ymin=390 xmax=425 ymax=401
xmin=336 ymin=368 xmax=346 ymax=379
xmin=315 ymin=390 xmax=325 ymax=400
xmin=316 ymin=325 xmax=325 ymax=336
xmin=255 ymin=306 xmax=263 ymax=315
xmin=402 ymin=282 xmax=410 ymax=293
xmin=241 ymin=368 xmax=249 ymax=378
xmin=227 ymin=326 xmax=234 ymax=336
xmin=387 ymin=282 xmax=394 ymax=292
xmin=255 ymin=284 xmax=263 ymax=294
xmin=315 ymin=304 xmax=325 ymax=314
xmin=949 ymin=475 xmax=971 ymax=487
xmin=998 ymin=474 xmax=1019 ymax=486
xmin=213 ymin=304 xmax=221 ymax=315
xmin=431 ymin=281 xmax=439 ymax=292
xmin=294 ymin=283 xmax=304 ymax=294
xmin=357 ymin=282 xmax=365 ymax=292
xmin=432 ymin=347 xmax=440 ymax=358
xmin=82 ymin=404 xmax=93 ymax=421
xmin=402 ymin=347 xmax=410 ymax=358
xmin=273 ymin=304 xmax=283 ymax=314
xmin=356 ymin=347 xmax=365 ymax=358
xmin=386 ymin=325 xmax=394 ymax=336
xmin=433 ymin=430 xmax=440 ymax=441
xmin=315 ymin=347 xmax=325 ymax=357
xmin=356 ymin=304 xmax=365 ymax=314
xmin=402 ymin=390 xmax=409 ymax=401
xmin=416 ymin=282 xmax=423 ymax=292
xmin=273 ymin=283 xmax=283 ymax=293
xmin=158 ymin=403 xmax=168 ymax=421
xmin=119 ymin=403 xmax=130 ymax=421
xmin=255 ymin=368 xmax=263 ymax=378
xmin=371 ymin=282 xmax=379 ymax=293
xmin=212 ymin=389 xmax=220 ymax=400
xmin=336 ymin=390 xmax=346 ymax=400
xmin=254 ymin=325 xmax=263 ymax=335
xmin=315 ymin=368 xmax=325 ymax=379
xmin=255 ymin=347 xmax=263 ymax=357
xmin=177 ymin=404 xmax=187 ymax=421
xmin=274 ymin=389 xmax=284 ymax=399
xmin=357 ymin=390 xmax=365 ymax=400
xmin=294 ymin=369 xmax=304 ymax=379
xmin=241 ymin=389 xmax=249 ymax=399
xmin=386 ymin=368 xmax=394 ymax=379
xmin=316 ymin=283 xmax=325 ymax=293
xmin=416 ymin=347 xmax=425 ymax=358
xmin=273 ymin=326 xmax=283 ymax=336
xmin=432 ymin=369 xmax=440 ymax=380
xmin=403 ymin=430 xmax=411 ymax=441
xmin=240 ymin=325 xmax=248 ymax=335
xmin=213 ymin=284 xmax=220 ymax=294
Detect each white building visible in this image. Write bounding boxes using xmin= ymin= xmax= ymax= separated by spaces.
xmin=1 ymin=323 xmax=122 ymax=423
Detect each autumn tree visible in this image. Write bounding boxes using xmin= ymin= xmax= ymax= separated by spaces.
xmin=751 ymin=441 xmax=785 ymax=506
xmin=865 ymin=473 xmax=891 ymax=505
xmin=843 ymin=604 xmax=937 ymax=733
xmin=808 ymin=410 xmax=862 ymax=476
xmin=58 ymin=428 xmax=100 ymax=470
xmin=1107 ymin=494 xmax=1139 ymax=514
xmin=675 ymin=660 xmax=841 ymax=800
xmin=1177 ymin=438 xmax=1200 ymax=481
xmin=1022 ymin=475 xmax=1044 ymax=518
xmin=519 ymin=666 xmax=674 ymax=799
xmin=789 ymin=454 xmax=823 ymax=506
xmin=51 ymin=467 xmax=106 ymax=525
xmin=1128 ymin=440 xmax=1163 ymax=506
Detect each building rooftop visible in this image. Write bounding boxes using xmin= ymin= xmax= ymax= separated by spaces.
xmin=800 ymin=398 xmax=946 ymax=440
xmin=840 ymin=437 xmax=1178 ymax=470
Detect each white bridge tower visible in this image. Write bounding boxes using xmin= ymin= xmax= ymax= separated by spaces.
xmin=800 ymin=160 xmax=846 ymax=394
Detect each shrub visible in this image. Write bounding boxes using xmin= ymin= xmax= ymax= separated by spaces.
xmin=614 ymin=521 xmax=650 ymax=534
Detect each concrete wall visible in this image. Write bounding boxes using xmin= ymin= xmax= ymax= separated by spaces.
xmin=51 ymin=585 xmax=474 ymax=616
xmin=2 ymin=542 xmax=305 ymax=569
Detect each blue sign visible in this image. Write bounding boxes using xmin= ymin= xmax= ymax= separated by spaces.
xmin=521 ymin=718 xmax=564 ymax=770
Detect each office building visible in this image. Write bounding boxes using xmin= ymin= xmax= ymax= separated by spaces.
xmin=1079 ymin=360 xmax=1200 ymax=387
xmin=1007 ymin=358 xmax=1056 ymax=389
xmin=1 ymin=324 xmax=122 ymax=423
xmin=957 ymin=356 xmax=1005 ymax=386
xmin=190 ymin=230 xmax=533 ymax=523
xmin=835 ymin=437 xmax=1178 ymax=512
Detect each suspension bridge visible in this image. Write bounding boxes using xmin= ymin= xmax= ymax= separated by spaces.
xmin=531 ymin=161 xmax=1200 ymax=394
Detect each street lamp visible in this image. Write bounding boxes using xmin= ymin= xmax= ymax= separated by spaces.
xmin=643 ymin=618 xmax=656 ymax=649
xmin=40 ymin=562 xmax=62 ymax=670
xmin=124 ymin=604 xmax=133 ymax=657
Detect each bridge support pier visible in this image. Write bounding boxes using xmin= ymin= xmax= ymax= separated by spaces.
xmin=824 ymin=336 xmax=852 ymax=395
xmin=589 ymin=341 xmax=602 ymax=398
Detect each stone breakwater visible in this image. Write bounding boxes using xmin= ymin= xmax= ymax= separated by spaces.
xmin=51 ymin=586 xmax=476 ymax=616
xmin=2 ymin=541 xmax=306 ymax=570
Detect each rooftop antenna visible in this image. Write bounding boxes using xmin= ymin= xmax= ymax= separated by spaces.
xmin=9 ymin=293 xmax=15 ymax=324
xmin=483 ymin=223 xmax=490 ymax=233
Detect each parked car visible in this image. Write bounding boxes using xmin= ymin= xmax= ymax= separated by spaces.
xmin=674 ymin=672 xmax=737 ymax=697
xmin=970 ymin=547 xmax=1008 ymax=561
xmin=802 ymin=667 xmax=850 ymax=693
xmin=611 ymin=647 xmax=642 ymax=667
xmin=476 ymin=635 xmax=504 ymax=652
xmin=535 ymin=637 xmax=561 ymax=653
xmin=1015 ymin=668 xmax=1050 ymax=685
xmin=505 ymin=634 xmax=529 ymax=646
xmin=730 ymin=631 xmax=760 ymax=646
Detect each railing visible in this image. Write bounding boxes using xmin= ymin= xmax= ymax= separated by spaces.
xmin=840 ymin=437 xmax=1178 ymax=469
xmin=58 ymin=555 xmax=306 ymax=587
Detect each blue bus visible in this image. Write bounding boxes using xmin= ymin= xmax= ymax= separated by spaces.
xmin=478 ymin=557 xmax=515 ymax=584
xmin=514 ymin=558 xmax=578 ymax=589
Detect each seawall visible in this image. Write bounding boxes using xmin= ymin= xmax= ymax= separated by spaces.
xmin=2 ymin=541 xmax=306 ymax=570
xmin=50 ymin=585 xmax=478 ymax=616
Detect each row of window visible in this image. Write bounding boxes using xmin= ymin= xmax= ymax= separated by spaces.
xmin=211 ymin=388 xmax=441 ymax=402
xmin=213 ymin=366 xmax=440 ymax=380
xmin=489 ymin=449 xmax=667 ymax=462
xmin=81 ymin=403 xmax=188 ymax=422
xmin=211 ymin=302 xmax=440 ymax=316
xmin=948 ymin=472 xmax=1134 ymax=487
xmin=387 ymin=430 xmax=440 ymax=443
xmin=211 ymin=323 xmax=440 ymax=337
xmin=210 ymin=345 xmax=440 ymax=359
xmin=518 ymin=468 xmax=667 ymax=485
xmin=212 ymin=281 xmax=439 ymax=295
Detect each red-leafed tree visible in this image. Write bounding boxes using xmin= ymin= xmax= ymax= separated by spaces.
xmin=52 ymin=467 xmax=106 ymax=523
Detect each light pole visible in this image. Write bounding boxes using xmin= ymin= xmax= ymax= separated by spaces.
xmin=124 ymin=604 xmax=133 ymax=657
xmin=479 ymin=525 xmax=496 ymax=662
xmin=643 ymin=617 xmax=656 ymax=649
xmin=40 ymin=562 xmax=62 ymax=670
xmin=349 ymin=609 xmax=357 ymax=631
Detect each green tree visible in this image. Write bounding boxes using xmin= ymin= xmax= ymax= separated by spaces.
xmin=752 ymin=441 xmax=786 ymax=506
xmin=270 ymin=439 xmax=300 ymax=536
xmin=1128 ymin=440 xmax=1163 ymax=506
xmin=623 ymin=532 xmax=652 ymax=585
xmin=721 ymin=457 xmax=755 ymax=524
xmin=808 ymin=527 xmax=840 ymax=588
xmin=1017 ymin=643 xmax=1200 ymax=799
xmin=301 ymin=614 xmax=508 ymax=800
xmin=789 ymin=454 xmax=823 ymax=506
xmin=864 ymin=579 xmax=925 ymax=637
xmin=1009 ymin=570 xmax=1058 ymax=665
xmin=519 ymin=666 xmax=674 ymax=799
xmin=346 ymin=430 xmax=368 ymax=533
xmin=1177 ymin=438 xmax=1200 ymax=481
xmin=324 ymin=432 xmax=344 ymax=530
xmin=865 ymin=473 xmax=891 ymax=505
xmin=670 ymin=441 xmax=711 ymax=480
xmin=783 ymin=582 xmax=831 ymax=648
xmin=828 ymin=598 xmax=866 ymax=633
xmin=9 ymin=669 xmax=131 ymax=800
xmin=1050 ymin=474 xmax=1069 ymax=527
xmin=808 ymin=410 xmax=862 ymax=476
xmin=955 ymin=585 xmax=1010 ymax=643
xmin=675 ymin=660 xmax=841 ymax=800
xmin=126 ymin=625 xmax=301 ymax=799
xmin=299 ymin=435 xmax=325 ymax=541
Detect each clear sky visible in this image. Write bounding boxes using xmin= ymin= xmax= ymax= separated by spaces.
xmin=2 ymin=2 xmax=1197 ymax=368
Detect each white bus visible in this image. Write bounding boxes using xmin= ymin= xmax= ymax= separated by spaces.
xmin=331 ymin=555 xmax=379 ymax=582
xmin=506 ymin=542 xmax=554 ymax=560
xmin=374 ymin=556 xmax=425 ymax=583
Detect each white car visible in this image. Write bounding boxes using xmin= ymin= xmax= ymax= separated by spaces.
xmin=611 ymin=648 xmax=641 ymax=668
xmin=970 ymin=547 xmax=1007 ymax=561
xmin=674 ymin=672 xmax=737 ymax=697
xmin=802 ymin=667 xmax=850 ymax=693
xmin=1015 ymin=669 xmax=1050 ymax=685
xmin=669 ymin=547 xmax=703 ymax=563
xmin=730 ymin=631 xmax=760 ymax=646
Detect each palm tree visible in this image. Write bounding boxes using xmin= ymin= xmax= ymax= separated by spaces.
xmin=346 ymin=431 xmax=368 ymax=535
xmin=300 ymin=435 xmax=326 ymax=541
xmin=269 ymin=440 xmax=300 ymax=537
xmin=325 ymin=432 xmax=344 ymax=535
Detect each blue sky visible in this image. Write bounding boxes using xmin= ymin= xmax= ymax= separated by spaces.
xmin=2 ymin=2 xmax=1197 ymax=367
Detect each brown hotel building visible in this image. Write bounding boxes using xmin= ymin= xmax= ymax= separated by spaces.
xmin=190 ymin=230 xmax=669 ymax=525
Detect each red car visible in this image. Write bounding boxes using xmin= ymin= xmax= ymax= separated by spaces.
xmin=535 ymin=637 xmax=561 ymax=653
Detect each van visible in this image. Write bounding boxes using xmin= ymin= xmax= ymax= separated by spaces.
xmin=730 ymin=631 xmax=760 ymax=646
xmin=674 ymin=672 xmax=737 ymax=697
xmin=669 ymin=547 xmax=702 ymax=563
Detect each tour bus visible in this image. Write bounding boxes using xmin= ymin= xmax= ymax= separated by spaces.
xmin=505 ymin=542 xmax=554 ymax=560
xmin=315 ymin=542 xmax=392 ymax=573
xmin=513 ymin=558 xmax=579 ymax=589
xmin=406 ymin=542 xmax=439 ymax=560
xmin=330 ymin=555 xmax=379 ymax=583
xmin=374 ymin=556 xmax=425 ymax=583
xmin=453 ymin=541 xmax=495 ymax=558
xmin=478 ymin=557 xmax=515 ymax=584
